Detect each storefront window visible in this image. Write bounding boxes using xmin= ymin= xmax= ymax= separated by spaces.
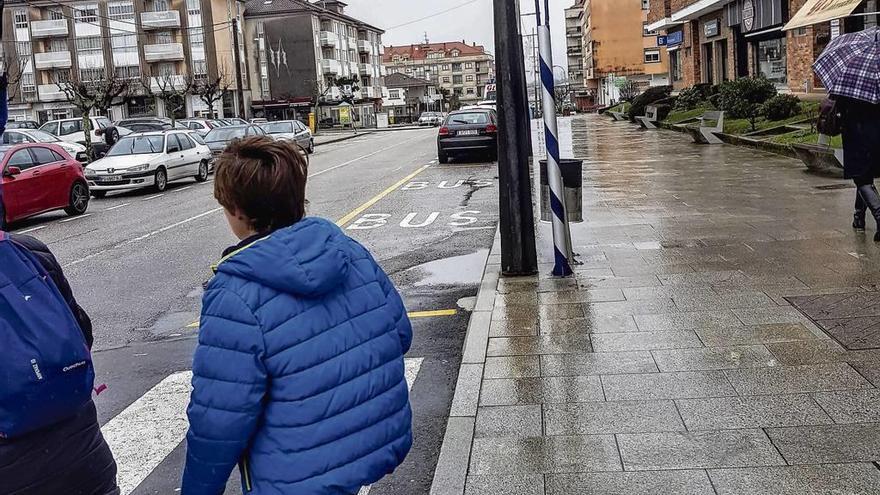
xmin=754 ymin=38 xmax=786 ymax=85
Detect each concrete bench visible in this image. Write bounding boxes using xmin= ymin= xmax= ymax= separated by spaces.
xmin=636 ymin=105 xmax=659 ymax=129
xmin=609 ymin=110 xmax=628 ymax=121
xmin=792 ymin=133 xmax=844 ymax=177
xmin=686 ymin=111 xmax=725 ymax=144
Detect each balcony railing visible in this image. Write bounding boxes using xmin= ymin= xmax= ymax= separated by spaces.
xmin=141 ymin=10 xmax=181 ymax=30
xmin=379 ymin=65 xmax=386 ymax=76
xmin=358 ymin=63 xmax=371 ymax=75
xmin=320 ymin=31 xmax=338 ymax=48
xmin=362 ymin=86 xmax=376 ymax=98
xmin=38 ymin=84 xmax=67 ymax=102
xmin=348 ymin=61 xmax=359 ymax=75
xmin=144 ymin=43 xmax=185 ymax=62
xmin=34 ymin=51 xmax=72 ymax=70
xmin=321 ymin=59 xmax=340 ymax=74
xmin=357 ymin=39 xmax=371 ymax=53
xmin=31 ymin=19 xmax=68 ymax=38
xmin=150 ymin=75 xmax=187 ymax=93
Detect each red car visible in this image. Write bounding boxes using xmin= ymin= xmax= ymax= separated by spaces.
xmin=1 ymin=143 xmax=90 ymax=225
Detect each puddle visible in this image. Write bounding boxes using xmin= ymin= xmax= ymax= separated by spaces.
xmin=143 ymin=311 xmax=199 ymax=337
xmin=407 ymin=249 xmax=490 ymax=287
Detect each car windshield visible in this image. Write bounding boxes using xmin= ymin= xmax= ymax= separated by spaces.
xmin=205 ymin=127 xmax=246 ymax=142
xmin=28 ymin=130 xmax=61 ymax=142
xmin=107 ymin=135 xmax=165 ymax=156
xmin=262 ymin=122 xmax=294 ymax=134
xmin=448 ymin=112 xmax=490 ymax=125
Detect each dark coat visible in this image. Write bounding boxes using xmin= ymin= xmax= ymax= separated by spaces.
xmin=0 ymin=235 xmax=118 ymax=495
xmin=840 ymin=97 xmax=880 ymax=180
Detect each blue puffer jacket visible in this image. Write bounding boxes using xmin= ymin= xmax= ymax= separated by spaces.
xmin=181 ymin=218 xmax=413 ymax=495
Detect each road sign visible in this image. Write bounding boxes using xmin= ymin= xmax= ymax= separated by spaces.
xmin=657 ymin=35 xmax=667 ymax=46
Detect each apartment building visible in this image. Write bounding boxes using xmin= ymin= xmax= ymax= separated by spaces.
xmin=565 ymin=0 xmax=592 ymax=110
xmin=582 ymin=0 xmax=670 ymax=106
xmin=383 ymin=41 xmax=495 ymax=108
xmin=647 ymin=0 xmax=878 ymax=93
xmin=383 ymin=72 xmax=441 ymax=124
xmin=244 ymin=0 xmax=386 ymax=127
xmin=1 ymin=0 xmax=250 ymax=123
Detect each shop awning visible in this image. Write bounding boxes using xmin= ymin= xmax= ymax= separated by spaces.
xmin=671 ymin=0 xmax=734 ymax=22
xmin=784 ymin=0 xmax=863 ymax=30
xmin=647 ymin=17 xmax=682 ymax=31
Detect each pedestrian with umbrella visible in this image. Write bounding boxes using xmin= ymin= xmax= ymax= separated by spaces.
xmin=814 ymin=26 xmax=880 ymax=239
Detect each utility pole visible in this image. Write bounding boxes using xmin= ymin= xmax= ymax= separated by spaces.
xmin=494 ymin=0 xmax=537 ymax=276
xmin=231 ymin=17 xmax=246 ymax=119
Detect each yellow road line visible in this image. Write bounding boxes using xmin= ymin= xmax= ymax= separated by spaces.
xmin=335 ymin=165 xmax=431 ymax=227
xmin=187 ymin=321 xmax=200 ymax=328
xmin=407 ymin=309 xmax=458 ymax=318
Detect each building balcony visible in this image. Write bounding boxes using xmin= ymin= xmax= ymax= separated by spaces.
xmin=34 ymin=51 xmax=72 ymax=70
xmin=321 ymin=59 xmax=340 ymax=74
xmin=37 ymin=84 xmax=67 ymax=102
xmin=357 ymin=39 xmax=371 ymax=53
xmin=320 ymin=31 xmax=338 ymax=48
xmin=361 ymin=86 xmax=376 ymax=98
xmin=321 ymin=86 xmax=341 ymax=101
xmin=379 ymin=45 xmax=385 ymax=55
xmin=348 ymin=61 xmax=359 ymax=74
xmin=31 ymin=19 xmax=68 ymax=38
xmin=141 ymin=10 xmax=181 ymax=30
xmin=358 ymin=63 xmax=371 ymax=75
xmin=379 ymin=65 xmax=386 ymax=76
xmin=144 ymin=42 xmax=185 ymax=62
xmin=150 ymin=75 xmax=187 ymax=93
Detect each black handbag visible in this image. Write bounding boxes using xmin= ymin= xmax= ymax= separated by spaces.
xmin=818 ymin=97 xmax=843 ymax=137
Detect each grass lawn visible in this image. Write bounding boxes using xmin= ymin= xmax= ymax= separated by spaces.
xmin=664 ymin=106 xmax=709 ymax=124
xmin=721 ymin=101 xmax=821 ymax=135
xmin=770 ymin=130 xmax=843 ymax=148
xmin=607 ymin=103 xmax=629 ymax=113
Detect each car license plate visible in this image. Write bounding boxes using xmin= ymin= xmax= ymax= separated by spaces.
xmin=101 ymin=175 xmax=122 ymax=182
xmin=458 ymin=130 xmax=479 ymax=136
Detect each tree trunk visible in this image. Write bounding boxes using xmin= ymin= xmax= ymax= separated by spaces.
xmin=81 ymin=113 xmax=93 ymax=159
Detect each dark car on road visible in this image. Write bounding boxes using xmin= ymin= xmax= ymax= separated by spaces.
xmin=437 ymin=109 xmax=498 ymax=163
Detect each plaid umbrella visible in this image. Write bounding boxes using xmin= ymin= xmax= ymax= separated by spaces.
xmin=814 ymin=27 xmax=880 ymax=104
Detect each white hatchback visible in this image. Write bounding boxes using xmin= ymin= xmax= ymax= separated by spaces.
xmin=85 ymin=131 xmax=212 ymax=197
xmin=40 ymin=116 xmax=114 ymax=145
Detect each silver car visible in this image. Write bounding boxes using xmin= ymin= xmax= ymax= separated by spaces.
xmin=261 ymin=120 xmax=314 ymax=154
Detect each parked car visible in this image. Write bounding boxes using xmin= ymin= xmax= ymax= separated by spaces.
xmin=251 ymin=118 xmax=268 ymax=125
xmin=261 ymin=120 xmax=314 ymax=154
xmin=203 ymin=124 xmax=268 ymax=158
xmin=224 ymin=118 xmax=249 ymax=126
xmin=180 ymin=119 xmax=223 ymax=137
xmin=40 ymin=116 xmax=114 ymax=145
xmin=6 ymin=120 xmax=40 ymax=130
xmin=437 ymin=109 xmax=498 ymax=163
xmin=1 ymin=143 xmax=90 ymax=224
xmin=418 ymin=112 xmax=443 ymax=127
xmin=2 ymin=129 xmax=89 ymax=162
xmin=84 ymin=130 xmax=212 ymax=197
xmin=115 ymin=117 xmax=187 ymax=133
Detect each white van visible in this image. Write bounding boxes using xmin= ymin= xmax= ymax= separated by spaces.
xmin=39 ymin=116 xmax=114 ymax=145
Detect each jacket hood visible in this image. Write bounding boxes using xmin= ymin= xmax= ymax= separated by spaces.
xmin=215 ymin=218 xmax=351 ymax=297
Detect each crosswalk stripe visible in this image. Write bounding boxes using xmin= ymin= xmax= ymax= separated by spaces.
xmin=105 ymin=358 xmax=424 ymax=494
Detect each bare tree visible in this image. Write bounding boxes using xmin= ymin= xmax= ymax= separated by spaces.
xmin=2 ymin=53 xmax=31 ymax=103
xmin=141 ymin=71 xmax=193 ymax=125
xmin=56 ymin=72 xmax=133 ymax=155
xmin=190 ymin=67 xmax=233 ymax=120
xmin=307 ymin=75 xmax=360 ymax=135
xmin=617 ymin=79 xmax=640 ymax=102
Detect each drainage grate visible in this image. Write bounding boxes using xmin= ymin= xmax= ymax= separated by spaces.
xmin=786 ymin=293 xmax=880 ymax=350
xmin=814 ymin=184 xmax=855 ymax=191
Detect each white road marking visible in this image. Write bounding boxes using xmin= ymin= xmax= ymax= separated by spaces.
xmin=309 ymin=135 xmax=428 ymax=179
xmin=142 ymin=194 xmax=165 ymax=201
xmin=103 ymin=371 xmax=193 ymax=495
xmin=174 ymin=186 xmax=193 ymax=193
xmin=14 ymin=225 xmax=46 ymax=234
xmin=64 ymin=208 xmax=222 ymax=268
xmin=59 ymin=213 xmax=92 ymax=223
xmin=108 ymin=358 xmax=424 ymax=495
xmin=105 ymin=203 xmax=131 ymax=211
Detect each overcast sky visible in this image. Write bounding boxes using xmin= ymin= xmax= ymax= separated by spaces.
xmin=343 ymin=0 xmax=572 ymax=80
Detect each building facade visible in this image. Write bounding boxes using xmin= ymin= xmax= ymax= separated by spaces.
xmin=2 ymin=0 xmax=250 ymax=123
xmin=382 ymin=41 xmax=494 ymax=108
xmin=648 ymin=0 xmax=878 ymax=93
xmin=582 ymin=0 xmax=670 ymax=106
xmin=382 ymin=72 xmax=440 ymax=124
xmin=243 ymin=0 xmax=386 ymax=127
xmin=565 ymin=0 xmax=593 ymax=110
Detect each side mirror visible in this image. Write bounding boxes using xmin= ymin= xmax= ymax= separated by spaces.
xmin=4 ymin=166 xmax=22 ymax=177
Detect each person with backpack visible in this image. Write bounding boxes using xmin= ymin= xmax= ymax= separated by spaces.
xmin=181 ymin=137 xmax=413 ymax=495
xmin=0 ymin=232 xmax=120 ymax=495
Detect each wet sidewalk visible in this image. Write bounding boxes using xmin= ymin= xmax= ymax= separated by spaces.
xmin=431 ymin=114 xmax=880 ymax=494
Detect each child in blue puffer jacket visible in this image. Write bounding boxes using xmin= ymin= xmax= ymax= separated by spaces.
xmin=181 ymin=137 xmax=413 ymax=495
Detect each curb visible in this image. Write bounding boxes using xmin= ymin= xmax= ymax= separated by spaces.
xmin=313 ymin=131 xmax=373 ymax=147
xmin=429 ymin=229 xmax=501 ymax=495
xmin=658 ymin=122 xmax=797 ymax=158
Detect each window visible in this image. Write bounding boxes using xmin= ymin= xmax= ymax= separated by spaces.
xmin=193 ymin=60 xmax=208 ymax=80
xmin=177 ymin=134 xmax=195 ymax=150
xmin=442 ymin=76 xmax=450 ymax=83
xmin=644 ymin=49 xmax=661 ymax=63
xmin=428 ymin=52 xmax=443 ymax=59
xmin=451 ymin=49 xmax=460 ymax=57
xmin=452 ymin=63 xmax=462 ymax=72
xmin=74 ymin=5 xmax=99 ymax=24
xmin=21 ymin=73 xmax=36 ymax=96
xmin=642 ymin=0 xmax=650 ymax=9
xmin=670 ymin=50 xmax=683 ymax=81
xmin=465 ymin=62 xmax=473 ymax=69
xmin=108 ymin=1 xmax=134 ymax=20
xmin=49 ymin=39 xmax=68 ymax=52
xmin=2 ymin=132 xmax=29 ymax=144
xmin=166 ymin=134 xmax=183 ymax=152
xmin=466 ymin=75 xmax=474 ymax=82
xmin=115 ymin=65 xmax=141 ymax=80
xmin=187 ymin=0 xmax=201 ymax=15
xmin=48 ymin=9 xmax=65 ymax=20
xmin=8 ymin=149 xmax=36 ymax=170
xmin=794 ymin=27 xmax=808 ymax=36
xmin=153 ymin=0 xmax=170 ymax=11
xmin=155 ymin=31 xmax=173 ymax=44
xmin=75 ymin=36 xmax=102 ymax=53
xmin=14 ymin=9 xmax=28 ymax=29
xmin=31 ymin=146 xmax=62 ymax=165
xmin=441 ymin=64 xmax=450 ymax=70
xmin=466 ymin=88 xmax=475 ymax=95
xmin=80 ymin=68 xmax=104 ymax=82
xmin=52 ymin=70 xmax=71 ymax=83
xmin=453 ymin=75 xmax=463 ymax=84
xmin=16 ymin=41 xmax=32 ymax=57
xmin=643 ymin=22 xmax=657 ymax=36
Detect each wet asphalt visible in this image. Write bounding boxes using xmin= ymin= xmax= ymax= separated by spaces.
xmin=9 ymin=128 xmax=500 ymax=495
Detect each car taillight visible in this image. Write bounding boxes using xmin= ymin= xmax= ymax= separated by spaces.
xmin=485 ymin=124 xmax=498 ymax=134
xmin=439 ymin=126 xmax=450 ymax=136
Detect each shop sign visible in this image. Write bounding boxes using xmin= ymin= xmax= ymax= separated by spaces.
xmin=666 ymin=30 xmax=684 ymax=46
xmin=742 ymin=0 xmax=756 ymax=31
xmin=339 ymin=105 xmax=352 ymax=124
xmin=704 ymin=19 xmax=720 ymax=38
xmin=784 ymin=0 xmax=863 ymax=30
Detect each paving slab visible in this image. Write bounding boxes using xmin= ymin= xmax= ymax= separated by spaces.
xmin=766 ymin=423 xmax=880 ymax=464
xmin=469 ymin=435 xmax=621 ymax=475
xmin=541 ymin=315 xmax=639 ymax=334
xmin=581 ymin=299 xmax=679 ymax=317
xmin=487 ymin=335 xmax=592 ymax=357
xmin=465 ymin=474 xmax=545 ymax=495
xmin=675 ymin=395 xmax=833 ymax=430
xmin=540 ymin=352 xmax=658 ymax=376
xmin=724 ymin=362 xmax=873 ymax=395
xmin=484 ymin=356 xmax=542 ymax=379
xmin=651 ymin=345 xmax=779 ymax=372
xmin=592 ymin=331 xmax=704 ymax=352
xmin=708 ymin=464 xmax=880 ymax=495
xmin=543 ymin=400 xmax=684 ymax=435
xmin=765 ymin=340 xmax=849 ymax=365
xmin=602 ymin=370 xmax=737 ymax=401
xmin=545 ymin=471 xmax=715 ymax=495
xmin=479 ymin=376 xmax=604 ymax=406
xmin=634 ymin=311 xmax=743 ymax=332
xmin=812 ymin=388 xmax=880 ymax=423
xmin=474 ymin=405 xmax=542 ymax=438
xmin=695 ymin=323 xmax=819 ymax=347
xmin=617 ymin=430 xmax=785 ymax=470
xmin=489 ymin=319 xmax=540 ymax=337
xmin=538 ymin=289 xmax=625 ymax=304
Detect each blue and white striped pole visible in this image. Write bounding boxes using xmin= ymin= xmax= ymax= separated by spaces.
xmin=536 ymin=1 xmax=573 ymax=276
